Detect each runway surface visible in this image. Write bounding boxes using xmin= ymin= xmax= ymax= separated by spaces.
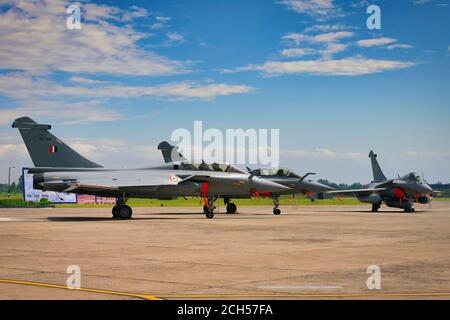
xmin=1 ymin=202 xmax=450 ymax=299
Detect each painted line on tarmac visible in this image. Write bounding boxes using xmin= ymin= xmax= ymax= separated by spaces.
xmin=2 ymin=279 xmax=450 ymax=299
xmin=0 ymin=279 xmax=162 ymax=300
xmin=258 ymin=285 xmax=343 ymax=290
xmin=161 ymin=292 xmax=450 ymax=299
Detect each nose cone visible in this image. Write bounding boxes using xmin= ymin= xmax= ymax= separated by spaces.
xmin=299 ymin=180 xmax=334 ymax=193
xmin=251 ymin=176 xmax=290 ymax=193
xmin=421 ymin=183 xmax=433 ymax=194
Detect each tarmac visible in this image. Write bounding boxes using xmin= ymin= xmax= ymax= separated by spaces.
xmin=1 ymin=202 xmax=450 ymax=300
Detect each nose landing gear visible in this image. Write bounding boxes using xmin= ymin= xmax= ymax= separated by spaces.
xmin=272 ymin=196 xmax=281 ymax=215
xmin=203 ymin=196 xmax=219 ymax=219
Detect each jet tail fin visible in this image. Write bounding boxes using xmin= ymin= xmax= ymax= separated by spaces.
xmin=369 ymin=150 xmax=386 ymax=182
xmin=12 ymin=116 xmax=102 ymax=168
xmin=157 ymin=141 xmax=187 ymax=163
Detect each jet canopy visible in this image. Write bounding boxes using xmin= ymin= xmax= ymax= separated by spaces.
xmin=402 ymin=172 xmax=422 ymax=182
xmin=252 ymin=168 xmax=300 ymax=178
xmin=179 ymin=162 xmax=247 ymax=174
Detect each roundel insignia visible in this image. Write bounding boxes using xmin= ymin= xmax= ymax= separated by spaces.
xmin=169 ymin=175 xmax=180 ymax=183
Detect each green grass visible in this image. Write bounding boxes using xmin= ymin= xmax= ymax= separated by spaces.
xmin=54 ymin=196 xmax=363 ymax=208
xmin=0 ymin=195 xmax=52 ymax=208
xmin=2 ymin=193 xmax=449 ymax=208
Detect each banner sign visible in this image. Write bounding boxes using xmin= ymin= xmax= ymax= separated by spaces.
xmin=22 ymin=168 xmax=77 ymax=204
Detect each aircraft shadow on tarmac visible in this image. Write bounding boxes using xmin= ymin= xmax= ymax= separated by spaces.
xmin=46 ymin=216 xmax=204 ymax=222
xmin=342 ymin=210 xmax=425 ymax=214
xmin=46 ymin=212 xmax=278 ymax=222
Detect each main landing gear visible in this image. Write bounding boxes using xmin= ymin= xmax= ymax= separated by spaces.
xmin=224 ymin=198 xmax=237 ymax=214
xmin=403 ymin=200 xmax=415 ymax=213
xmin=371 ymin=204 xmax=380 ymax=212
xmin=404 ymin=207 xmax=415 ymax=213
xmin=112 ymin=195 xmax=133 ymax=220
xmin=272 ymin=195 xmax=281 ymax=215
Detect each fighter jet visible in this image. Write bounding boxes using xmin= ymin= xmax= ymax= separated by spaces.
xmin=157 ymin=141 xmax=333 ymax=215
xmin=12 ymin=117 xmax=289 ymax=219
xmin=245 ymin=167 xmax=334 ymax=214
xmin=328 ymin=151 xmax=434 ymax=213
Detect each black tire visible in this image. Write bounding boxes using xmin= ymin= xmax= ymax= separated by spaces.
xmin=205 ymin=209 xmax=214 ymax=219
xmin=203 ymin=205 xmax=209 ymax=213
xmin=112 ymin=205 xmax=119 ymax=218
xmin=273 ymin=208 xmax=281 ymax=215
xmin=226 ymin=202 xmax=237 ymax=214
xmin=371 ymin=204 xmax=380 ymax=212
xmin=117 ymin=205 xmax=132 ymax=219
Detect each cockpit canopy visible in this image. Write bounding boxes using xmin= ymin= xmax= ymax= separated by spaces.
xmin=179 ymin=162 xmax=246 ymax=174
xmin=251 ymin=167 xmax=300 ymax=178
xmin=403 ymin=172 xmax=422 ymax=182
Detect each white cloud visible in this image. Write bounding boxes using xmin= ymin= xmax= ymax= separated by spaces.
xmin=0 ymin=143 xmax=27 ymax=160
xmin=283 ymin=31 xmax=354 ymax=45
xmin=227 ymin=57 xmax=415 ymax=76
xmin=357 ymin=37 xmax=397 ymax=47
xmin=280 ymin=48 xmax=316 ymax=57
xmin=0 ymin=0 xmax=187 ymax=76
xmin=304 ymin=24 xmax=352 ymax=33
xmin=74 ymin=4 xmax=149 ymax=22
xmin=321 ymin=43 xmax=347 ymax=59
xmin=0 ymin=73 xmax=254 ymax=101
xmin=69 ymin=76 xmax=111 ymax=85
xmin=166 ymin=31 xmax=184 ymax=42
xmin=151 ymin=16 xmax=171 ymax=30
xmin=281 ymin=43 xmax=347 ymax=59
xmin=0 ymin=100 xmax=123 ymax=125
xmin=386 ymin=43 xmax=413 ymax=50
xmin=413 ymin=0 xmax=433 ymax=5
xmin=279 ymin=0 xmax=338 ymax=17
xmin=0 ymin=73 xmax=255 ymax=125
xmin=281 ymin=31 xmax=351 ymax=59
xmin=283 ymin=148 xmax=366 ymax=160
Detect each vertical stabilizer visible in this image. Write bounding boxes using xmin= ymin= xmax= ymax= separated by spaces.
xmin=157 ymin=141 xmax=187 ymax=163
xmin=12 ymin=117 xmax=102 ymax=168
xmin=369 ymin=150 xmax=387 ymax=182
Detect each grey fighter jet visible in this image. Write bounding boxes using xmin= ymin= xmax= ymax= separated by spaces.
xmin=328 ymin=151 xmax=434 ymax=213
xmin=12 ymin=117 xmax=289 ymax=219
xmin=246 ymin=167 xmax=334 ymax=214
xmin=157 ymin=141 xmax=333 ymax=215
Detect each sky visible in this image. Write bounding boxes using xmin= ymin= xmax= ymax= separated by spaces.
xmin=0 ymin=0 xmax=449 ymax=184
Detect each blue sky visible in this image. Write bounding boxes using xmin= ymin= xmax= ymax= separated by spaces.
xmin=0 ymin=0 xmax=449 ymax=184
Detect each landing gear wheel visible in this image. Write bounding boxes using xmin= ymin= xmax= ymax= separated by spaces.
xmin=371 ymin=204 xmax=380 ymax=212
xmin=205 ymin=208 xmax=214 ymax=219
xmin=203 ymin=204 xmax=216 ymax=213
xmin=117 ymin=205 xmax=132 ymax=219
xmin=404 ymin=207 xmax=415 ymax=213
xmin=272 ymin=195 xmax=281 ymax=215
xmin=112 ymin=205 xmax=119 ymax=218
xmin=226 ymin=202 xmax=237 ymax=214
